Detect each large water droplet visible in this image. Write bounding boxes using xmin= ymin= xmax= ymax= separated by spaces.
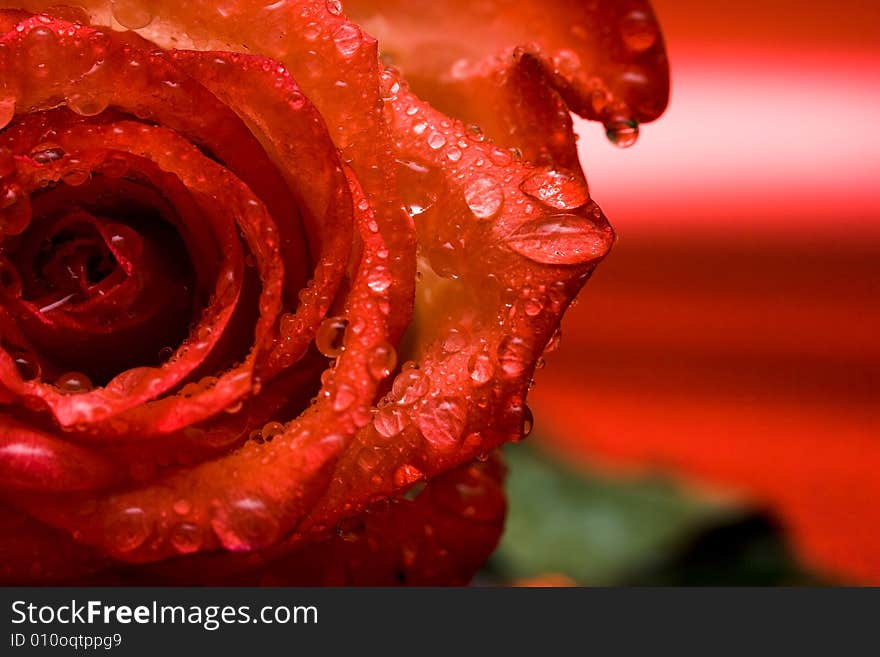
xmin=519 ymin=168 xmax=589 ymax=210
xmin=391 ymin=366 xmax=429 ymax=404
xmin=368 ymin=342 xmax=397 ymax=380
xmin=605 ymin=117 xmax=640 ymax=148
xmin=332 ymin=23 xmax=361 ymax=57
xmin=467 ymin=352 xmax=494 ymax=385
xmin=373 ymin=405 xmax=409 ymax=438
xmin=464 ymin=177 xmax=504 ymax=220
xmin=505 ymin=212 xmax=613 ymax=265
xmin=55 ymin=372 xmax=93 ymax=394
xmin=211 ymin=494 xmax=280 ymax=551
xmin=29 ymin=143 xmax=65 ymax=164
xmin=396 ymin=159 xmax=441 ymax=218
xmin=620 ymin=10 xmax=659 ymax=53
xmin=170 ymin=522 xmax=203 ymax=554
xmin=67 ymin=93 xmax=109 ymax=117
xmin=415 ymin=397 xmax=467 ymax=451
xmin=315 ymin=316 xmax=348 ymax=357
xmin=108 ymin=506 xmax=150 ymax=553
xmin=497 ymin=336 xmax=530 ymax=377
xmin=111 ymin=0 xmax=154 ymax=29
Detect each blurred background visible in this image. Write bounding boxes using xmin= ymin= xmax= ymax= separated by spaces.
xmin=484 ymin=0 xmax=880 ymax=585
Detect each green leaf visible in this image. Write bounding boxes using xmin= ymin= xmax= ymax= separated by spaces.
xmin=485 ymin=441 xmax=814 ymax=585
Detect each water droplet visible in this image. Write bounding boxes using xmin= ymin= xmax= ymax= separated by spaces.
xmin=391 ymin=366 xmax=429 ymax=404
xmin=170 ymin=522 xmax=203 ymax=554
xmin=605 ymin=117 xmax=640 ymax=148
xmin=326 ymin=0 xmax=343 ymax=15
xmin=261 ymin=421 xmax=285 ymax=441
xmin=368 ymin=342 xmax=397 ymax=380
xmin=367 ymin=268 xmax=392 ymax=293
xmin=393 ymin=464 xmax=424 ymax=489
xmin=13 ymin=352 xmax=41 ymax=381
xmin=67 ymin=93 xmax=109 ymax=117
xmin=497 ymin=336 xmax=530 ymax=377
xmin=427 ymin=132 xmax=447 ymax=150
xmin=373 ymin=406 xmax=409 ymax=438
xmin=29 ymin=143 xmax=64 ymax=164
xmin=111 ymin=0 xmax=154 ymax=29
xmin=396 ymin=159 xmax=441 ymax=217
xmin=315 ymin=316 xmax=348 ymax=357
xmin=467 ymin=352 xmax=494 ymax=385
xmin=506 ymin=211 xmax=613 ymax=265
xmin=415 ymin=397 xmax=467 ymax=450
xmin=446 ymin=147 xmax=462 ymax=162
xmin=466 ymin=124 xmax=485 ymax=142
xmin=464 ymin=177 xmax=504 ymax=220
xmin=519 ymin=168 xmax=589 ymax=210
xmin=108 ymin=506 xmax=150 ymax=553
xmin=442 ymin=328 xmax=467 ymax=353
xmin=544 ymin=328 xmax=562 ymax=354
xmin=211 ymin=494 xmax=280 ymax=551
xmin=0 ymin=97 xmax=14 ymax=130
xmin=620 ymin=10 xmax=659 ymax=53
xmin=55 ymin=372 xmax=93 ymax=394
xmin=522 ymin=404 xmax=534 ymax=438
xmin=332 ymin=23 xmax=361 ymax=57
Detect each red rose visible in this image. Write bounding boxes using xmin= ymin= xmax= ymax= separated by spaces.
xmin=0 ymin=1 xmax=668 ymax=584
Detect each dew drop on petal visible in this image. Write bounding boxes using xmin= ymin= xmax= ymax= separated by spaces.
xmin=442 ymin=328 xmax=467 ymax=354
xmin=55 ymin=371 xmax=93 ymax=394
xmin=464 ymin=177 xmax=504 ymax=220
xmin=332 ymin=23 xmax=361 ymax=57
xmin=315 ymin=316 xmax=348 ymax=357
xmin=519 ymin=168 xmax=589 ymax=210
xmin=415 ymin=397 xmax=467 ymax=450
xmin=368 ymin=342 xmax=397 ymax=380
xmin=373 ymin=405 xmax=409 ymax=438
xmin=261 ymin=421 xmax=285 ymax=441
xmin=13 ymin=353 xmax=41 ymax=381
xmin=108 ymin=506 xmax=150 ymax=553
xmin=211 ymin=495 xmax=280 ymax=551
xmin=620 ymin=10 xmax=659 ymax=53
xmin=497 ymin=336 xmax=530 ymax=377
xmin=468 ymin=352 xmax=494 ymax=385
xmin=29 ymin=143 xmax=65 ymax=164
xmin=393 ymin=464 xmax=424 ymax=489
xmin=506 ymin=212 xmax=613 ymax=265
xmin=522 ymin=404 xmax=534 ymax=438
xmin=427 ymin=132 xmax=447 ymax=150
xmin=111 ymin=0 xmax=154 ymax=29
xmin=67 ymin=93 xmax=109 ymax=117
xmin=170 ymin=522 xmax=203 ymax=554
